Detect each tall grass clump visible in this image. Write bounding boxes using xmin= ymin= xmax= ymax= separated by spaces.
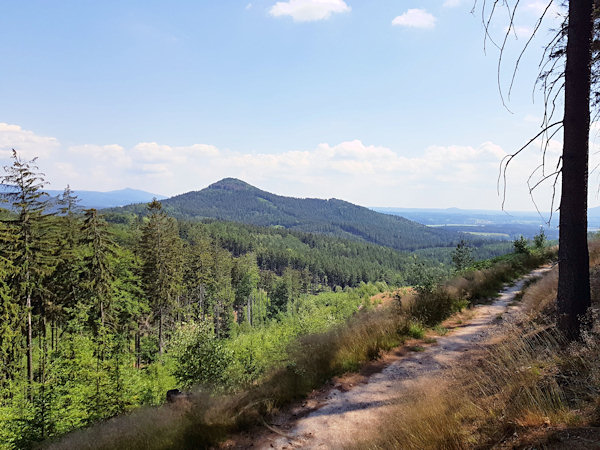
xmin=356 ymin=323 xmax=577 ymax=449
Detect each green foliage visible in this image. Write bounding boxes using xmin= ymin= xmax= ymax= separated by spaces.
xmin=407 ymin=259 xmax=445 ymax=294
xmin=451 ymin=239 xmax=474 ymax=271
xmin=108 ymin=178 xmax=463 ymax=252
xmin=403 ymin=250 xmax=554 ymax=328
xmin=407 ymin=322 xmax=425 ymax=339
xmin=170 ymin=321 xmax=233 ymax=389
xmin=140 ymin=200 xmax=184 ymax=354
xmin=533 ymin=227 xmax=547 ymax=249
xmin=513 ymin=235 xmax=530 ymax=254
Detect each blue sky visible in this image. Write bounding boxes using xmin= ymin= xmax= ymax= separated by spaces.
xmin=1 ymin=0 xmax=592 ymax=211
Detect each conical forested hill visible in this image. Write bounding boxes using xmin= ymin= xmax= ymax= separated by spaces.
xmin=110 ymin=178 xmax=462 ymax=251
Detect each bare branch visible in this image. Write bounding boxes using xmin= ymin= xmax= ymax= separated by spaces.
xmin=498 ymin=120 xmax=563 ymax=209
xmin=508 ymin=0 xmax=557 ymax=99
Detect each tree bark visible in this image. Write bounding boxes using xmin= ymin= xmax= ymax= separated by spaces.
xmin=26 ymin=289 xmax=33 ymax=392
xmin=557 ymin=0 xmax=594 ymax=340
xmin=158 ymin=310 xmax=164 ymax=355
xmin=135 ymin=324 xmax=141 ymax=369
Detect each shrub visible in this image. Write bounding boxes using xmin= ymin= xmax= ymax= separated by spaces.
xmin=513 ymin=235 xmax=530 ymax=254
xmin=533 ymin=227 xmax=547 ymax=249
xmin=170 ymin=321 xmax=234 ymax=389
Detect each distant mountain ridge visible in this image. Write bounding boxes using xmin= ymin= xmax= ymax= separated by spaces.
xmin=46 ymin=187 xmax=166 ymax=209
xmin=109 ymin=178 xmax=463 ymax=252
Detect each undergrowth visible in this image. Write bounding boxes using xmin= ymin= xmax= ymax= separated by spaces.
xmin=353 ymin=242 xmax=600 ymax=449
xmin=46 ymin=248 xmax=555 ymax=449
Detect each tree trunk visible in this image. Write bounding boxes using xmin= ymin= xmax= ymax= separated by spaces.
xmin=557 ymin=0 xmax=594 ymax=340
xmin=158 ymin=310 xmax=164 ymax=355
xmin=26 ymin=289 xmax=33 ymax=393
xmin=135 ymin=324 xmax=141 ymax=369
xmin=100 ymin=299 xmax=105 ymax=328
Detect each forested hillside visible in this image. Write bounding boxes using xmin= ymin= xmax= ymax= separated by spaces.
xmin=0 ymin=154 xmax=515 ymax=448
xmin=109 ymin=178 xmax=463 ymax=251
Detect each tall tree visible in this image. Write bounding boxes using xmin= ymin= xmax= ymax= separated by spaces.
xmin=556 ymin=0 xmax=594 ymax=339
xmin=49 ymin=186 xmax=83 ymax=342
xmin=0 ymin=223 xmax=19 ymax=389
xmin=1 ymin=150 xmax=53 ymax=389
xmin=139 ymin=199 xmax=183 ymax=355
xmin=81 ymin=208 xmax=115 ymax=332
xmin=488 ymin=1 xmax=596 ymax=339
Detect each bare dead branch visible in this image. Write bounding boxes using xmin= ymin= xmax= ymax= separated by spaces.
xmin=508 ymin=1 xmax=557 ymax=99
xmin=498 ymin=120 xmax=563 ymax=209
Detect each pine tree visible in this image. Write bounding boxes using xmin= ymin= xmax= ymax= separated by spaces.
xmin=48 ymin=186 xmax=83 ymax=345
xmin=139 ymin=200 xmax=183 ymax=355
xmin=0 ymin=223 xmax=19 ymax=389
xmin=451 ymin=240 xmax=473 ymax=272
xmin=1 ymin=150 xmax=54 ymax=391
xmin=80 ymin=209 xmax=115 ymax=332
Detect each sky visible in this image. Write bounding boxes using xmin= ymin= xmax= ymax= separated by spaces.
xmin=0 ymin=0 xmax=595 ymax=211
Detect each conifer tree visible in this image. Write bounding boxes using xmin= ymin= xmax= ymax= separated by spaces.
xmin=81 ymin=208 xmax=115 ymax=332
xmin=1 ymin=150 xmax=53 ymax=390
xmin=48 ymin=186 xmax=83 ymax=343
xmin=140 ymin=200 xmax=183 ymax=355
xmin=0 ymin=223 xmax=19 ymax=389
xmin=451 ymin=240 xmax=473 ymax=272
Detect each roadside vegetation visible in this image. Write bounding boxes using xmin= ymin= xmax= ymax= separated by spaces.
xmin=352 ymin=240 xmax=600 ymax=449
xmin=43 ymin=238 xmax=555 ymax=449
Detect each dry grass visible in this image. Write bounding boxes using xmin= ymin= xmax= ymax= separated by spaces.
xmin=354 ymin=246 xmax=600 ymax=450
xmin=354 ymin=323 xmax=599 ymax=449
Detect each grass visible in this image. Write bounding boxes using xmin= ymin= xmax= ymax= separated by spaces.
xmin=408 ymin=346 xmax=426 ymax=352
xmin=407 ymin=322 xmax=425 ymax=339
xmin=432 ymin=325 xmax=449 ymax=335
xmin=352 ymin=242 xmax=600 ymax=449
xmin=46 ymin=248 xmax=557 ymax=449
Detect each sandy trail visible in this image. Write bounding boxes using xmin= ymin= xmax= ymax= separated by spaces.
xmin=252 ymin=266 xmax=552 ymax=449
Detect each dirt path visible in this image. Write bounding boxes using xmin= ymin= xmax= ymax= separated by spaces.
xmin=236 ymin=266 xmax=551 ymax=449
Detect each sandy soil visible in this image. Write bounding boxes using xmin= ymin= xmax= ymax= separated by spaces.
xmin=223 ymin=267 xmax=552 ymax=449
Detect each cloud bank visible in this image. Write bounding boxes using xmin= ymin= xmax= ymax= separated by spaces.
xmin=269 ymin=0 xmax=351 ymax=22
xmin=0 ymin=122 xmax=579 ymax=210
xmin=392 ymin=9 xmax=437 ymax=29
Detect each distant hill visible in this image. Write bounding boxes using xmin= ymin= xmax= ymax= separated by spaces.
xmin=371 ymin=207 xmax=561 ymax=239
xmin=109 ymin=178 xmax=463 ymax=251
xmin=46 ymin=188 xmax=167 ymax=209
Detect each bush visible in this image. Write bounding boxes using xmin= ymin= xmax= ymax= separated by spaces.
xmin=170 ymin=321 xmax=234 ymax=389
xmin=513 ymin=235 xmax=530 ymax=254
xmin=533 ymin=227 xmax=547 ymax=249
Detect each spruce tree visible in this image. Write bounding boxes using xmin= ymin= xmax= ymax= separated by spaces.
xmin=80 ymin=208 xmax=115 ymax=332
xmin=0 ymin=223 xmax=19 ymax=389
xmin=1 ymin=150 xmax=54 ymax=390
xmin=139 ymin=200 xmax=183 ymax=355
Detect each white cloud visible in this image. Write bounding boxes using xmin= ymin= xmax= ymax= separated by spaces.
xmin=525 ymin=0 xmax=562 ymax=17
xmin=246 ymin=3 xmax=253 ymax=10
xmin=392 ymin=9 xmax=437 ymax=29
xmin=4 ymin=122 xmax=600 ymax=210
xmin=443 ymin=0 xmax=463 ymax=7
xmin=0 ymin=123 xmax=60 ymax=159
xmin=269 ymin=0 xmax=351 ymax=22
